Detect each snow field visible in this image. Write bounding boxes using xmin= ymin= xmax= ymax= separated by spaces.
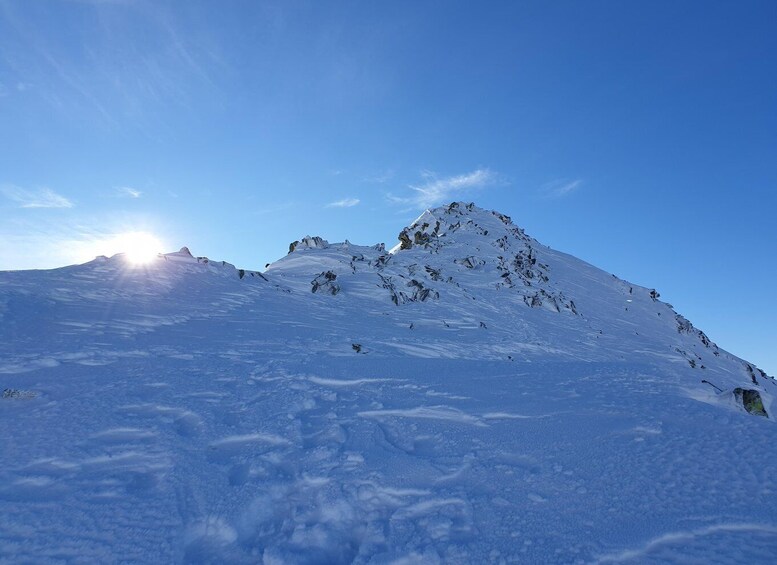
xmin=2 ymin=203 xmax=774 ymax=563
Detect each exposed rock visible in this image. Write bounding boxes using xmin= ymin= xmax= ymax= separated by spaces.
xmin=455 ymin=256 xmax=485 ymax=270
xmin=311 ymin=271 xmax=340 ymax=295
xmin=413 ymin=230 xmax=430 ymax=246
xmin=675 ymin=315 xmax=719 ymax=354
xmin=406 ymin=279 xmax=439 ymax=302
xmin=491 ymin=211 xmax=513 ymax=225
xmin=377 ymin=273 xmax=439 ymax=305
xmin=701 ymin=379 xmax=724 ymax=393
xmin=377 ymin=273 xmax=401 ymax=305
xmin=289 ymin=236 xmax=329 ymax=254
xmin=398 ymin=231 xmax=413 ymax=250
xmin=676 ymin=315 xmax=693 ymax=334
xmin=505 ymin=248 xmax=550 ymax=286
xmin=425 ymin=266 xmax=442 ymax=281
xmin=523 ymin=289 xmax=578 ymax=315
xmin=746 ymin=364 xmax=759 ymax=386
xmin=371 ymin=255 xmax=391 ymax=269
xmin=734 ymin=388 xmax=768 ymax=417
xmin=2 ymin=388 xmax=37 ymax=399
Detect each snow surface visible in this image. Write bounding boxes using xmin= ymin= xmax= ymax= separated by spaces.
xmin=1 ymin=202 xmax=775 ymax=564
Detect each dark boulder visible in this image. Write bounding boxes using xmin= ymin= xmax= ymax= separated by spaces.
xmin=734 ymin=388 xmax=768 ymax=417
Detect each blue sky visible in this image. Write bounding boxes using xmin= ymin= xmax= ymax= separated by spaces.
xmin=1 ymin=0 xmax=775 ymax=374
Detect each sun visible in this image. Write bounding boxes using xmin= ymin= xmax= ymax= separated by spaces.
xmin=115 ymin=231 xmax=164 ymax=265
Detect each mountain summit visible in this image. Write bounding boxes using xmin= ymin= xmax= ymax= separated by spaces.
xmin=270 ymin=202 xmax=771 ymax=398
xmin=1 ymin=202 xmax=774 ymax=563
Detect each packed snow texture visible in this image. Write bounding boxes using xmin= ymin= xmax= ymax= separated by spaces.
xmin=1 ymin=202 xmax=775 ymax=564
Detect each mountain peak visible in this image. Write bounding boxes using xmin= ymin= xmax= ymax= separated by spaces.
xmin=390 ymin=201 xmax=527 ymax=254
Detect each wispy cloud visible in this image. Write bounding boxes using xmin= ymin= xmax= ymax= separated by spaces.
xmin=115 ymin=186 xmax=142 ymax=198
xmin=326 ymin=197 xmax=360 ymax=208
xmin=388 ymin=169 xmax=498 ymax=210
xmin=0 ymin=0 xmax=222 ymax=132
xmin=364 ymin=169 xmax=395 ymax=184
xmin=1 ymin=185 xmax=74 ymax=208
xmin=542 ymin=178 xmax=582 ymax=198
xmin=253 ymin=201 xmax=296 ymax=216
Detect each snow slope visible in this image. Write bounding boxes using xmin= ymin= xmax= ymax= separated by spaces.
xmin=1 ymin=202 xmax=775 ymax=564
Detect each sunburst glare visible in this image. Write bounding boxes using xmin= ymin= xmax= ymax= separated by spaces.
xmin=113 ymin=231 xmax=163 ymax=265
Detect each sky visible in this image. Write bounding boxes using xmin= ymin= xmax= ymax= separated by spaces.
xmin=0 ymin=0 xmax=775 ymax=374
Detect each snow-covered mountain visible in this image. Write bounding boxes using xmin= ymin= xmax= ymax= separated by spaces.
xmin=1 ymin=202 xmax=775 ymax=564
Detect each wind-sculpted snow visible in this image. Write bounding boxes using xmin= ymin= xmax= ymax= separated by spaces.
xmin=1 ymin=202 xmax=775 ymax=563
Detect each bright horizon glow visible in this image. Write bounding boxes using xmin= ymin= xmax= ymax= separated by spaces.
xmin=67 ymin=231 xmax=164 ymax=265
xmin=115 ymin=232 xmax=164 ymax=265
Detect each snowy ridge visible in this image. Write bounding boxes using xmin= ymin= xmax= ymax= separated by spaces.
xmin=269 ymin=202 xmax=771 ymax=393
xmin=1 ymin=202 xmax=775 ymax=564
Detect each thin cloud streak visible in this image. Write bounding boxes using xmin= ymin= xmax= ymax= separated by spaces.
xmin=326 ymin=197 xmax=360 ymax=208
xmin=1 ymin=185 xmax=74 ymax=208
xmin=388 ymin=169 xmax=498 ymax=210
xmin=542 ymin=178 xmax=582 ymax=198
xmin=364 ymin=169 xmax=395 ymax=184
xmin=116 ymin=186 xmax=142 ymax=198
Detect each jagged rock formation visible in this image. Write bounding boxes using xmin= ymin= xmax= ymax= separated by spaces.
xmin=377 ymin=274 xmax=439 ymax=305
xmin=288 ymin=235 xmax=329 ymax=254
xmin=311 ymin=271 xmax=340 ymax=295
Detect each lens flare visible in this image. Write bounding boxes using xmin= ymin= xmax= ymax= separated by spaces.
xmin=115 ymin=232 xmax=163 ymax=265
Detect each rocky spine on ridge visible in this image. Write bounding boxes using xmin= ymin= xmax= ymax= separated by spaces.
xmin=289 ymin=236 xmax=329 ymax=254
